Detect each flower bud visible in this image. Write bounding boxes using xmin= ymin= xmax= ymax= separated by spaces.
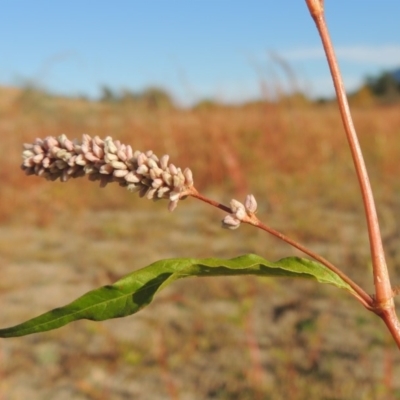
xmin=235 ymin=206 xmax=246 ymax=220
xmin=169 ymin=190 xmax=181 ymax=202
xmin=168 ymin=199 xmax=179 ymax=212
xmin=169 ymin=164 xmax=178 ymax=175
xmin=111 ymin=161 xmax=128 ymax=170
xmin=124 ymin=171 xmax=140 ymax=183
xmin=126 ymin=145 xmax=133 ymax=160
xmin=104 ymin=153 xmax=118 ymax=163
xmin=75 ymin=154 xmax=86 ymax=166
xmin=113 ymin=169 xmax=129 ymax=178
xmin=222 ymin=215 xmax=241 ymax=230
xmin=136 ymin=164 xmax=149 ymax=175
xmin=93 ymin=142 xmax=104 ymax=159
xmin=104 ymin=137 xmax=118 ymax=154
xmin=33 ymin=145 xmax=44 ymax=155
xmin=160 ymin=155 xmax=169 ymax=170
xmin=100 ymin=164 xmax=114 ymax=174
xmin=244 ymin=194 xmax=257 ymax=214
xmin=183 ymin=168 xmax=194 ymax=186
xmin=117 ymin=149 xmax=127 ymax=161
xmin=85 ymin=152 xmax=99 ymax=162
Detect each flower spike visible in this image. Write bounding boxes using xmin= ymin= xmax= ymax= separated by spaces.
xmin=21 ymin=134 xmax=194 ymax=211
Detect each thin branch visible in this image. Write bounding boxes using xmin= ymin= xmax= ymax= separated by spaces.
xmin=190 ymin=189 xmax=373 ymax=309
xmin=188 ymin=188 xmax=232 ymax=214
xmin=250 ymin=218 xmax=373 ymax=308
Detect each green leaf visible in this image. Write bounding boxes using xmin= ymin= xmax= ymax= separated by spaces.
xmin=0 ymin=254 xmax=354 ymax=337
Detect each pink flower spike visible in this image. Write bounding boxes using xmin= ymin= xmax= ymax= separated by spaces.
xmin=21 ymin=134 xmax=195 ymax=212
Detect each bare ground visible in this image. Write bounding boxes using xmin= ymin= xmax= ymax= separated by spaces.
xmin=1 ymin=194 xmax=400 ymax=400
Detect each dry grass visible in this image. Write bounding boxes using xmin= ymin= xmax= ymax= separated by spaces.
xmin=2 ymin=88 xmax=400 ymax=220
xmin=1 ymin=86 xmax=400 ymax=399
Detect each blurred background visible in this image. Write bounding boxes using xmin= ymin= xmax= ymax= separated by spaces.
xmin=1 ymin=1 xmax=400 ymax=399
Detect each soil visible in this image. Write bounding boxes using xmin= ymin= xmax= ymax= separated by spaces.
xmin=1 ymin=198 xmax=400 ymax=399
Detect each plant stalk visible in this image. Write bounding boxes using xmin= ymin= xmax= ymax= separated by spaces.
xmin=251 ymin=218 xmax=373 ymax=308
xmin=305 ymin=0 xmax=400 ymax=346
xmin=190 ymin=188 xmax=373 ymax=309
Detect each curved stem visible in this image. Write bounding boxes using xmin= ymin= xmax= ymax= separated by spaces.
xmin=189 ymin=188 xmax=373 ymax=309
xmin=250 ymin=218 xmax=373 ymax=308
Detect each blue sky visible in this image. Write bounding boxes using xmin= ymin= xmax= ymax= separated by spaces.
xmin=1 ymin=1 xmax=399 ymax=104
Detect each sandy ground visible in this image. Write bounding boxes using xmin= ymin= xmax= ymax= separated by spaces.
xmin=1 ymin=197 xmax=400 ymax=399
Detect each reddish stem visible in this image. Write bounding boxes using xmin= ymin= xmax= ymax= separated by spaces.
xmin=188 ymin=188 xmax=231 ymax=214
xmin=251 ymin=218 xmax=373 ymax=308
xmin=305 ymin=0 xmax=391 ymax=306
xmin=305 ymin=0 xmax=400 ymax=348
xmin=189 ymin=188 xmax=373 ymax=309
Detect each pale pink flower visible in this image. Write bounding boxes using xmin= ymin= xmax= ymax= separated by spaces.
xmin=22 ymin=134 xmax=194 ymax=211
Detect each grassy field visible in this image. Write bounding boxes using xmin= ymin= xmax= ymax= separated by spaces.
xmin=1 ymin=86 xmax=400 ymax=399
